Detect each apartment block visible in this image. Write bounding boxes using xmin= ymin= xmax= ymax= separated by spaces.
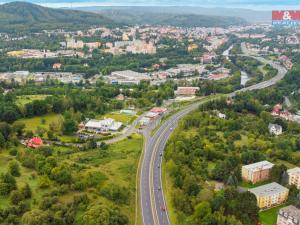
xmin=277 ymin=205 xmax=300 ymax=225
xmin=287 ymin=167 xmax=300 ymax=189
xmin=249 ymin=182 xmax=289 ymax=209
xmin=242 ymin=161 xmax=274 ymax=184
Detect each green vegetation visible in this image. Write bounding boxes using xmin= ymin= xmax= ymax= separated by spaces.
xmin=98 ymin=9 xmax=246 ymax=27
xmin=0 ymin=131 xmax=143 ymax=224
xmin=96 ymin=112 xmax=136 ymax=124
xmin=16 ymin=95 xmax=52 ymax=107
xmin=0 ymin=2 xmax=117 ymax=33
xmin=163 ymin=95 xmax=300 ymax=225
xmin=0 ymin=80 xmax=175 ymax=126
xmin=259 ymin=205 xmax=287 ymax=225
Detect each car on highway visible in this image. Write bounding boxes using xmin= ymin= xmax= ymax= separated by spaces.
xmin=160 ymin=206 xmax=166 ymax=212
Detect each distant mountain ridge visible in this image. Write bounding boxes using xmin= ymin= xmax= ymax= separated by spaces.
xmin=77 ymin=7 xmax=247 ymax=27
xmin=77 ymin=6 xmax=270 ymax=23
xmin=0 ymin=2 xmax=118 ymax=33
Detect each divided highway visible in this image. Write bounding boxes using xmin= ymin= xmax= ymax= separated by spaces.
xmin=139 ymin=50 xmax=288 ymax=225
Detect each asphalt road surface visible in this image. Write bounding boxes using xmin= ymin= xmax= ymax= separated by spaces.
xmin=139 ymin=49 xmax=288 ymax=225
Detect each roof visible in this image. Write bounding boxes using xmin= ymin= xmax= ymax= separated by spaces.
xmin=177 ymin=87 xmax=200 ymax=90
xmin=287 ymin=167 xmax=300 ymax=176
xmin=208 ymin=73 xmax=228 ymax=80
xmin=85 ymin=119 xmax=114 ymax=128
xmin=150 ymin=107 xmax=167 ymax=113
xmin=242 ymin=160 xmax=274 ymax=172
xmin=268 ymin=123 xmax=282 ymax=130
xmin=249 ymin=182 xmax=288 ymax=197
xmin=111 ymin=70 xmax=150 ymax=81
xmin=145 ymin=112 xmax=159 ymax=118
xmin=279 ymin=205 xmax=300 ymax=221
xmin=29 ymin=137 xmax=43 ymax=145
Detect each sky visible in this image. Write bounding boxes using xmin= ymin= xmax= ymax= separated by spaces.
xmin=0 ymin=0 xmax=300 ymax=9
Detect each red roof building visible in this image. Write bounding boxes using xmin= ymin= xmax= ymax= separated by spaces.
xmin=208 ymin=73 xmax=229 ymax=80
xmin=52 ymin=63 xmax=62 ymax=70
xmin=115 ymin=94 xmax=125 ymax=101
xmin=150 ymin=107 xmax=167 ymax=114
xmin=175 ymin=87 xmax=200 ymax=96
xmin=26 ymin=137 xmax=43 ymax=149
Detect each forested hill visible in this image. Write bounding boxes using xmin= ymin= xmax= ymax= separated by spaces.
xmin=0 ymin=2 xmax=118 ymax=33
xmin=84 ymin=8 xmax=247 ymax=27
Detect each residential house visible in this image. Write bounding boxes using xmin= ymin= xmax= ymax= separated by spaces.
xmin=217 ymin=112 xmax=226 ymax=119
xmin=115 ymin=94 xmax=125 ymax=101
xmin=269 ymin=123 xmax=283 ymax=136
xmin=287 ymin=167 xmax=300 ymax=189
xmin=150 ymin=107 xmax=167 ymax=115
xmin=277 ymin=205 xmax=300 ymax=225
xmin=175 ymin=87 xmax=200 ymax=96
xmin=249 ymin=182 xmax=289 ymax=209
xmin=25 ymin=137 xmax=43 ymax=149
xmin=242 ymin=160 xmax=274 ymax=184
xmin=52 ymin=63 xmax=62 ymax=70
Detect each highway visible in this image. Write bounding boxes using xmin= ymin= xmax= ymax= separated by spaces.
xmin=139 ymin=45 xmax=288 ymax=225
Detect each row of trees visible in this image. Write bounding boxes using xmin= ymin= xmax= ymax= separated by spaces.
xmin=0 ymin=80 xmax=176 ymax=125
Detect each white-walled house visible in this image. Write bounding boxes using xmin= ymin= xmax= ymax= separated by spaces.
xmin=84 ymin=119 xmax=122 ymax=133
xmin=268 ymin=123 xmax=283 ymax=136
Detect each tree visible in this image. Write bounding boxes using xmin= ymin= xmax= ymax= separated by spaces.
xmin=0 ymin=173 xmax=16 ymax=195
xmin=50 ymin=165 xmax=72 ymax=184
xmin=235 ymin=191 xmax=259 ymax=225
xmin=226 ymin=174 xmax=238 ymax=187
xmin=12 ymin=122 xmax=25 ymax=137
xmin=22 ymin=209 xmax=52 ymax=225
xmin=63 ymin=118 xmax=78 ymax=135
xmin=0 ymin=133 xmax=5 ymax=149
xmin=10 ymin=190 xmax=24 ymax=205
xmin=271 ymin=164 xmax=287 ymax=184
xmin=88 ymin=138 xmax=97 ymax=149
xmin=8 ymin=160 xmax=20 ymax=177
xmin=20 ymin=183 xmax=32 ymax=199
xmin=81 ymin=204 xmax=128 ymax=225
xmin=36 ymin=126 xmax=46 ymax=138
xmin=191 ymin=201 xmax=213 ymax=225
xmin=288 ymin=185 xmax=299 ymax=204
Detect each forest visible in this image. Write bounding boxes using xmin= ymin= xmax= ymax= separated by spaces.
xmin=164 ymin=95 xmax=300 ymax=225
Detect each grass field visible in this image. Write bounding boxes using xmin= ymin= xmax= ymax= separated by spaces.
xmin=16 ymin=95 xmax=51 ymax=106
xmin=259 ymin=204 xmax=287 ymax=225
xmin=96 ymin=112 xmax=136 ymax=124
xmin=14 ymin=113 xmax=63 ymax=133
xmin=0 ymin=134 xmax=143 ymax=225
xmin=65 ymin=134 xmax=143 ymax=224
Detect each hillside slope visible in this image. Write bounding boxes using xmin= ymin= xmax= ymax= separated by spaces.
xmin=0 ymin=2 xmax=118 ymax=33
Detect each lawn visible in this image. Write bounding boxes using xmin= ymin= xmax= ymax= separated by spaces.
xmin=96 ymin=112 xmax=136 ymax=124
xmin=16 ymin=95 xmax=51 ymax=106
xmin=14 ymin=113 xmax=63 ymax=133
xmin=259 ymin=204 xmax=287 ymax=225
xmin=240 ymin=180 xmax=270 ymax=189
